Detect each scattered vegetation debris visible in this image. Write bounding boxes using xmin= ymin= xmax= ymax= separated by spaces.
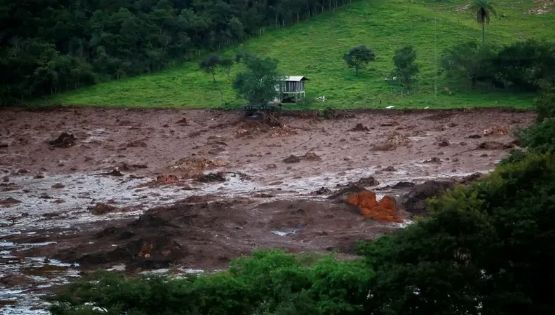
xmin=104 ymin=168 xmax=124 ymax=177
xmin=88 ymin=203 xmax=118 ymax=215
xmin=0 ymin=143 xmax=8 ymax=148
xmin=468 ymin=134 xmax=482 ymax=139
xmin=51 ymin=183 xmax=65 ymax=189
xmin=48 ymin=132 xmax=76 ymax=148
xmin=0 ymin=197 xmax=22 ymax=207
xmin=383 ymin=166 xmax=396 ymax=172
xmin=345 ymin=190 xmax=401 ymax=222
xmin=155 ymin=174 xmax=179 ymax=185
xmin=351 ymin=123 xmax=370 ymax=132
xmin=117 ymin=162 xmax=148 ymax=171
xmin=391 ymin=181 xmax=416 ymax=189
xmin=197 ymin=172 xmax=226 ymax=183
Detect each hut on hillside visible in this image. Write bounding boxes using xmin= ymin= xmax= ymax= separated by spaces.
xmin=277 ymin=76 xmax=309 ymax=103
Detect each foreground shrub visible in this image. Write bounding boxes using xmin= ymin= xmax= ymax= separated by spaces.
xmin=359 ymin=152 xmax=555 ymax=315
xmin=50 ymin=251 xmax=372 ymax=315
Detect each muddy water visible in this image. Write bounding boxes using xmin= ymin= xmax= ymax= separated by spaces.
xmin=0 ymin=108 xmax=535 ymax=313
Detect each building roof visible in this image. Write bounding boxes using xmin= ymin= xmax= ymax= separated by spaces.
xmin=283 ymin=76 xmax=309 ymax=82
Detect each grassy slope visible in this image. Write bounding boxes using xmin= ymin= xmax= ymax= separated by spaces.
xmin=40 ymin=0 xmax=555 ymax=109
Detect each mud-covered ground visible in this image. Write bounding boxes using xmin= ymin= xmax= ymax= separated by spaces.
xmin=0 ymin=108 xmax=534 ymax=313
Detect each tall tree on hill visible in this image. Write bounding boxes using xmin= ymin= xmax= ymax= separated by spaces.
xmin=471 ymin=0 xmax=497 ymax=44
xmin=343 ymin=45 xmax=376 ymax=76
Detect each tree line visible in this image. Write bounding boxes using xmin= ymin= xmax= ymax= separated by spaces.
xmin=0 ymin=0 xmax=356 ymax=105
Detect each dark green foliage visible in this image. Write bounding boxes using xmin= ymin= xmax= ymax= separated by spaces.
xmin=536 ymin=88 xmax=555 ymax=122
xmin=441 ymin=41 xmax=497 ymax=88
xmin=359 ymin=152 xmax=555 ymax=315
xmin=494 ymin=40 xmax=555 ymax=91
xmin=199 ymin=54 xmax=222 ymax=82
xmin=233 ymin=54 xmax=282 ymax=106
xmin=343 ymin=45 xmax=376 ymax=76
xmin=0 ymin=0 xmax=356 ymax=105
xmin=392 ymin=46 xmax=419 ymax=90
xmin=518 ymin=118 xmax=555 ymax=153
xmin=470 ymin=0 xmax=497 ymax=44
xmin=442 ymin=40 xmax=555 ymax=91
xmin=49 ymin=251 xmax=372 ymax=315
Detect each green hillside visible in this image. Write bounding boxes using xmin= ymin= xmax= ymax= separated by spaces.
xmin=40 ymin=0 xmax=555 ymax=109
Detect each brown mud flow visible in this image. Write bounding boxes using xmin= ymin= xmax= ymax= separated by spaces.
xmin=0 ymin=108 xmax=534 ymax=313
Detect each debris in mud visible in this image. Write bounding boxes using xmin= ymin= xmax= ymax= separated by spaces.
xmin=104 ymin=168 xmax=124 ymax=177
xmin=0 ymin=197 xmax=21 ymax=207
xmin=436 ymin=137 xmax=450 ymax=147
xmin=0 ymin=143 xmax=8 ymax=148
xmin=372 ymin=132 xmax=410 ymax=151
xmin=283 ymin=155 xmax=302 ymax=163
xmin=401 ymin=180 xmax=455 ymax=215
xmin=283 ymin=152 xmax=322 ymax=163
xmin=153 ymin=174 xmax=180 ymax=185
xmin=51 ymin=183 xmax=65 ymax=189
xmin=197 ymin=172 xmax=226 ymax=183
xmin=176 ymin=117 xmax=189 ymax=125
xmin=118 ymin=162 xmax=148 ymax=171
xmin=313 ymin=187 xmax=332 ymax=195
xmin=172 ymin=157 xmax=225 ymax=177
xmin=89 ymin=203 xmax=119 ymax=215
xmin=302 ymin=151 xmax=322 ymax=161
xmin=483 ymin=126 xmax=509 ymax=136
xmin=127 ymin=140 xmax=147 ymax=148
xmin=391 ymin=181 xmax=416 ymax=189
xmin=477 ymin=141 xmax=512 ymax=150
xmin=424 ymin=157 xmax=441 ymax=164
xmin=383 ymin=166 xmax=396 ymax=172
xmin=355 ymin=176 xmax=380 ymax=187
xmin=345 ymin=190 xmax=401 ymax=222
xmin=350 ymin=123 xmax=370 ymax=132
xmin=468 ymin=134 xmax=482 ymax=139
xmin=48 ymin=132 xmax=76 ymax=148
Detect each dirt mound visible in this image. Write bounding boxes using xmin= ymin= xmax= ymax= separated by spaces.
xmin=401 ymin=180 xmax=455 ymax=215
xmin=345 ymin=191 xmax=401 ymax=222
xmin=48 ymin=132 xmax=76 ymax=148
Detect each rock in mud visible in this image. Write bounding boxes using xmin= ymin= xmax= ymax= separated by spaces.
xmin=401 ymin=180 xmax=455 ymax=215
xmin=154 ymin=174 xmax=179 ymax=185
xmin=302 ymin=151 xmax=322 ymax=161
xmin=51 ymin=183 xmax=65 ymax=189
xmin=89 ymin=203 xmax=118 ymax=215
xmin=48 ymin=132 xmax=76 ymax=148
xmin=0 ymin=197 xmax=21 ymax=207
xmin=313 ymin=187 xmax=332 ymax=195
xmin=355 ymin=176 xmax=380 ymax=187
xmin=0 ymin=143 xmax=8 ymax=149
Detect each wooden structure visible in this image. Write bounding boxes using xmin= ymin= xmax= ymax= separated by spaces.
xmin=277 ymin=76 xmax=309 ymax=103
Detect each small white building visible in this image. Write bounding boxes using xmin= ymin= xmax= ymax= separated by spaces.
xmin=277 ymin=76 xmax=309 ymax=103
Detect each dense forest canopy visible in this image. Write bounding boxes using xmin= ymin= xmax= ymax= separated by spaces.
xmin=0 ymin=0 xmax=355 ymax=104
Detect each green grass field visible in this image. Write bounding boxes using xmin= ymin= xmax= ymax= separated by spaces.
xmin=38 ymin=0 xmax=555 ymax=109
